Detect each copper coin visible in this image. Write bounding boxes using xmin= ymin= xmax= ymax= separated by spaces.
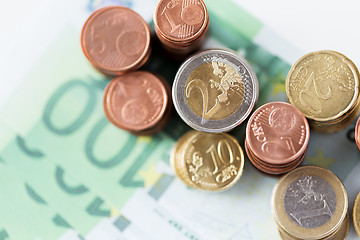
xmin=356 ymin=117 xmax=360 ymax=151
xmin=154 ymin=0 xmax=208 ymax=42
xmin=103 ymin=71 xmax=168 ymax=131
xmin=245 ymin=140 xmax=304 ymax=175
xmin=246 ymin=102 xmax=310 ymax=165
xmin=81 ymin=6 xmax=151 ymax=75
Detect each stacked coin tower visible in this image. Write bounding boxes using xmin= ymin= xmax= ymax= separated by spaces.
xmin=154 ymin=0 xmax=209 ymax=56
xmin=170 ymin=131 xmax=245 ymax=191
xmin=81 ymin=6 xmax=173 ymax=135
xmin=81 ymin=6 xmax=152 ymax=76
xmin=272 ymin=166 xmax=349 ymax=240
xmin=172 ymin=49 xmax=259 ymax=133
xmin=245 ymin=102 xmax=310 ymax=175
xmin=355 ymin=117 xmax=360 ymax=151
xmin=103 ymin=71 xmax=172 ymax=135
xmin=286 ymin=50 xmax=360 ymax=133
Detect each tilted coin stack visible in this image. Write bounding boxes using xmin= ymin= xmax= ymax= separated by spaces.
xmin=286 ymin=50 xmax=360 ymax=133
xmin=245 ymin=102 xmax=310 ymax=175
xmin=170 ymin=131 xmax=245 ymax=191
xmin=154 ymin=0 xmax=209 ymax=57
xmin=272 ymin=166 xmax=349 ymax=240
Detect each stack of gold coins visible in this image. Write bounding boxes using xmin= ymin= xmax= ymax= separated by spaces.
xmin=353 ymin=192 xmax=360 ymax=238
xmin=170 ymin=131 xmax=245 ymax=191
xmin=81 ymin=6 xmax=152 ymax=76
xmin=355 ymin=117 xmax=360 ymax=151
xmin=272 ymin=166 xmax=349 ymax=240
xmin=154 ymin=0 xmax=209 ymax=57
xmin=286 ymin=50 xmax=360 ymax=133
xmin=103 ymin=71 xmax=172 ymax=135
xmin=245 ymin=102 xmax=310 ymax=175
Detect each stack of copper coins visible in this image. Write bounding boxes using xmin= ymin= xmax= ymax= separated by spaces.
xmin=170 ymin=131 xmax=245 ymax=191
xmin=286 ymin=50 xmax=360 ymax=133
xmin=172 ymin=49 xmax=259 ymax=133
xmin=353 ymin=192 xmax=360 ymax=238
xmin=356 ymin=117 xmax=360 ymax=151
xmin=245 ymin=102 xmax=310 ymax=175
xmin=103 ymin=71 xmax=171 ymax=135
xmin=81 ymin=6 xmax=151 ymax=76
xmin=154 ymin=0 xmax=209 ymax=57
xmin=272 ymin=166 xmax=349 ymax=240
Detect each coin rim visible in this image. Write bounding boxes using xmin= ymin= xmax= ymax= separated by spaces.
xmin=272 ymin=165 xmax=348 ymax=239
xmin=172 ymin=49 xmax=259 ymax=133
xmin=286 ymin=50 xmax=360 ymax=122
xmin=353 ymin=192 xmax=360 ymax=238
xmin=81 ymin=6 xmax=151 ymax=74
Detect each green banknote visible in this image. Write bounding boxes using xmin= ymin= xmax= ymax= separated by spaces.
xmin=0 ymin=159 xmax=75 ymax=239
xmin=0 ymin=0 xmax=359 ymax=239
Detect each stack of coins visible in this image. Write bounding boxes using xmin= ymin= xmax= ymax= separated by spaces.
xmin=286 ymin=50 xmax=360 ymax=133
xmin=81 ymin=6 xmax=151 ymax=76
xmin=170 ymin=131 xmax=245 ymax=191
xmin=356 ymin=117 xmax=360 ymax=151
xmin=154 ymin=0 xmax=209 ymax=57
xmin=172 ymin=49 xmax=259 ymax=133
xmin=103 ymin=71 xmax=171 ymax=135
xmin=245 ymin=102 xmax=310 ymax=175
xmin=353 ymin=192 xmax=360 ymax=238
xmin=272 ymin=166 xmax=349 ymax=240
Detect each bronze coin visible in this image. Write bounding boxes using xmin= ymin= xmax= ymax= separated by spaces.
xmin=154 ymin=0 xmax=209 ymax=56
xmin=103 ymin=71 xmax=168 ymax=132
xmin=246 ymin=102 xmax=310 ymax=166
xmin=81 ymin=6 xmax=151 ymax=75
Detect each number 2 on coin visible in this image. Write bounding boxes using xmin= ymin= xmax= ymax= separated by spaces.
xmin=186 ymin=79 xmax=221 ymax=122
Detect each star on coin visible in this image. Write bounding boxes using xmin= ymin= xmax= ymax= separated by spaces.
xmin=138 ymin=164 xmax=163 ymax=187
xmin=306 ymin=148 xmax=336 ymax=168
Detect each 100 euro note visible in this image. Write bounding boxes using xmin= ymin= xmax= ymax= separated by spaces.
xmin=0 ymin=0 xmax=359 ymax=239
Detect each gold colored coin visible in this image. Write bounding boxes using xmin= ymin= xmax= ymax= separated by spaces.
xmin=286 ymin=50 xmax=360 ymax=122
xmin=185 ymin=62 xmax=245 ymax=120
xmin=272 ymin=165 xmax=348 ymax=240
xmin=170 ymin=131 xmax=198 ymax=188
xmin=353 ymin=192 xmax=360 ymax=238
xmin=180 ymin=131 xmax=244 ymax=191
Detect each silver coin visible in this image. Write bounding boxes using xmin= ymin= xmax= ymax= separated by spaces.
xmin=284 ymin=175 xmax=337 ymax=228
xmin=172 ymin=49 xmax=259 ymax=133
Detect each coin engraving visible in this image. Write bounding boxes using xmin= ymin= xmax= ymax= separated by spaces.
xmin=284 ymin=176 xmax=337 ymax=228
xmin=287 ymin=51 xmax=357 ymax=120
xmin=105 ymin=72 xmax=168 ymax=131
xmin=185 ymin=60 xmax=245 ymax=121
xmin=82 ymin=7 xmax=150 ymax=73
xmin=248 ymin=103 xmax=308 ymax=161
xmin=183 ymin=133 xmax=243 ymax=190
xmin=157 ymin=0 xmax=205 ymax=39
